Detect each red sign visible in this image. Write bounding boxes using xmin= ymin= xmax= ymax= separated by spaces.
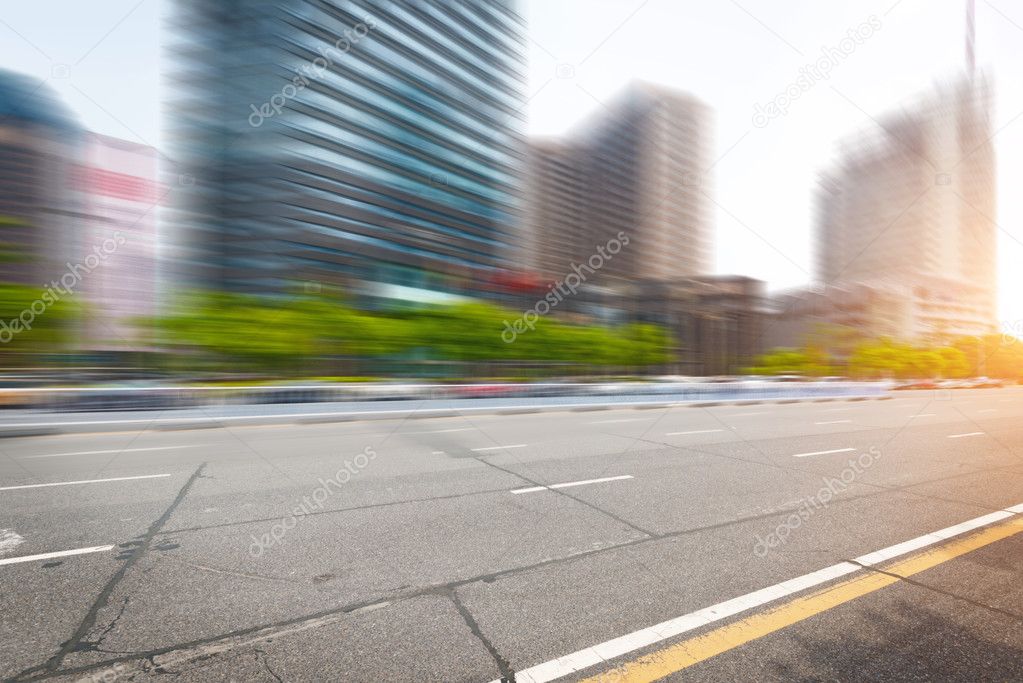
xmin=74 ymin=165 xmax=160 ymax=203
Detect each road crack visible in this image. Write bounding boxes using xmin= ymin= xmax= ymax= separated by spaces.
xmin=847 ymin=559 xmax=1023 ymax=623
xmin=10 ymin=463 xmax=207 ymax=681
xmin=448 ymin=588 xmax=515 ymax=682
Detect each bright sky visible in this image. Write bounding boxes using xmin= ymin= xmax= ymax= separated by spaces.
xmin=2 ymin=0 xmax=1022 ymax=325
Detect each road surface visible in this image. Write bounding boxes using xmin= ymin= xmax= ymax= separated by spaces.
xmin=1 ymin=388 xmax=1021 ymax=681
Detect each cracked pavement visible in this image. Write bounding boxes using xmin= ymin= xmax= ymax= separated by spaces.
xmin=1 ymin=388 xmax=1022 ymax=681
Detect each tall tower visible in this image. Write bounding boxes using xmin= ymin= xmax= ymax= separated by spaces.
xmin=525 ymin=82 xmax=713 ymax=283
xmin=167 ymin=1 xmax=526 ymax=300
xmin=813 ymin=0 xmax=997 ymax=343
xmin=966 ymin=0 xmax=976 ymax=76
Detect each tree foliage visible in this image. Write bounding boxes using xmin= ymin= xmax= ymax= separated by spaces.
xmin=140 ymin=291 xmax=674 ymax=375
xmin=745 ymin=334 xmax=1017 ymax=380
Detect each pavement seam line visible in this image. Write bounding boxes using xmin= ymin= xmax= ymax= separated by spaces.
xmin=26 ymin=455 xmax=1018 ymax=680
xmin=25 ymin=488 xmax=1013 ymax=682
xmin=11 ymin=464 xmax=207 ymax=680
xmin=490 ymin=507 xmax=1023 ymax=683
xmin=847 ymin=560 xmax=1023 ymax=622
xmin=574 ymin=517 xmax=1023 ymax=683
xmin=448 ymin=588 xmax=516 ymax=682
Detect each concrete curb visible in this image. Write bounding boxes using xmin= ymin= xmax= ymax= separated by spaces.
xmin=0 ymin=394 xmax=893 ymax=437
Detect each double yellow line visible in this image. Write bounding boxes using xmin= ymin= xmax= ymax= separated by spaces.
xmin=581 ymin=517 xmax=1023 ymax=682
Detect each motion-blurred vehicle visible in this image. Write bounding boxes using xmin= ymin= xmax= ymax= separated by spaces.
xmin=48 ymin=380 xmax=184 ymax=412
xmin=893 ymin=379 xmax=938 ymax=390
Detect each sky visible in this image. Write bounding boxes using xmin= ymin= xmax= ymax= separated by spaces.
xmin=1 ymin=0 xmax=1022 ymax=325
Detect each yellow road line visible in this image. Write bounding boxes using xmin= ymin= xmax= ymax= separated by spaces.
xmin=581 ymin=517 xmax=1023 ymax=683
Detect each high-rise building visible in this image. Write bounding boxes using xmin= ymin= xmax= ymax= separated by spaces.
xmin=168 ymin=0 xmax=526 ymax=303
xmin=814 ymin=75 xmax=996 ymax=340
xmin=0 ymin=71 xmax=82 ymax=285
xmin=0 ymin=71 xmax=161 ymax=349
xmin=524 ymin=82 xmax=713 ymax=283
xmin=77 ymin=133 xmax=161 ymax=346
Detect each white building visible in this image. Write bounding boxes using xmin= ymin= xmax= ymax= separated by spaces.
xmin=814 ymin=75 xmax=996 ymax=341
xmin=76 ymin=133 xmax=161 ymax=347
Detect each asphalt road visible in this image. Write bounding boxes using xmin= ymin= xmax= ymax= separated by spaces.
xmin=0 ymin=388 xmax=1021 ymax=682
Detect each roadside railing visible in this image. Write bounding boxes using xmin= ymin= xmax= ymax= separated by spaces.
xmin=0 ymin=380 xmax=893 ymax=412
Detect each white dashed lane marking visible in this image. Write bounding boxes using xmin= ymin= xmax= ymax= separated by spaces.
xmin=0 ymin=474 xmax=172 ymax=492
xmin=20 ymin=446 xmax=194 ymax=460
xmin=511 ymin=475 xmax=633 ymax=495
xmin=791 ymin=447 xmax=856 ymax=458
xmin=0 ymin=545 xmax=114 ymax=567
xmin=666 ymin=429 xmax=725 ymax=436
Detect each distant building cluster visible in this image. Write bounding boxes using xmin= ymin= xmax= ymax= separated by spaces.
xmin=0 ymin=0 xmax=1000 ymax=372
xmin=772 ymin=75 xmax=997 ymax=348
xmin=0 ymin=72 xmax=159 ymax=353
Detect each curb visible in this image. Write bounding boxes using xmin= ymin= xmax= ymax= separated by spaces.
xmin=0 ymin=394 xmax=892 ymax=437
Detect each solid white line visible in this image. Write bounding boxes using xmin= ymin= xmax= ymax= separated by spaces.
xmin=947 ymin=432 xmax=985 ymax=439
xmin=470 ymin=444 xmax=527 ymax=452
xmin=814 ymin=420 xmax=852 ymax=425
xmin=402 ymin=428 xmax=475 ymax=435
xmin=907 ymin=413 xmax=937 ymax=418
xmin=791 ymin=447 xmax=856 ymax=458
xmin=0 ymin=545 xmax=114 ymax=567
xmin=0 ymin=474 xmax=171 ymax=491
xmin=854 ymin=510 xmax=1015 ymax=565
xmin=20 ymin=446 xmax=193 ymax=460
xmin=665 ymin=429 xmax=725 ymax=436
xmin=511 ymin=475 xmax=633 ymax=495
xmin=978 ymin=409 xmax=997 ymax=414
xmin=492 ymin=504 xmax=1023 ymax=683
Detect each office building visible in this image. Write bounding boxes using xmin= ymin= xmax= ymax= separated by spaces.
xmin=814 ymin=75 xmax=996 ymax=340
xmin=77 ymin=133 xmax=161 ymax=346
xmin=0 ymin=70 xmax=82 ymax=285
xmin=168 ymin=0 xmax=527 ymax=304
xmin=0 ymin=71 xmax=161 ymax=349
xmin=524 ymin=82 xmax=713 ymax=282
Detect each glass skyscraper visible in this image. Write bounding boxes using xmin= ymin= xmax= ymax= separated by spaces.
xmin=169 ymin=0 xmax=526 ymax=301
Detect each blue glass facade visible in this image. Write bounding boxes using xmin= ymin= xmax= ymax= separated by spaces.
xmin=170 ymin=0 xmax=526 ymax=295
